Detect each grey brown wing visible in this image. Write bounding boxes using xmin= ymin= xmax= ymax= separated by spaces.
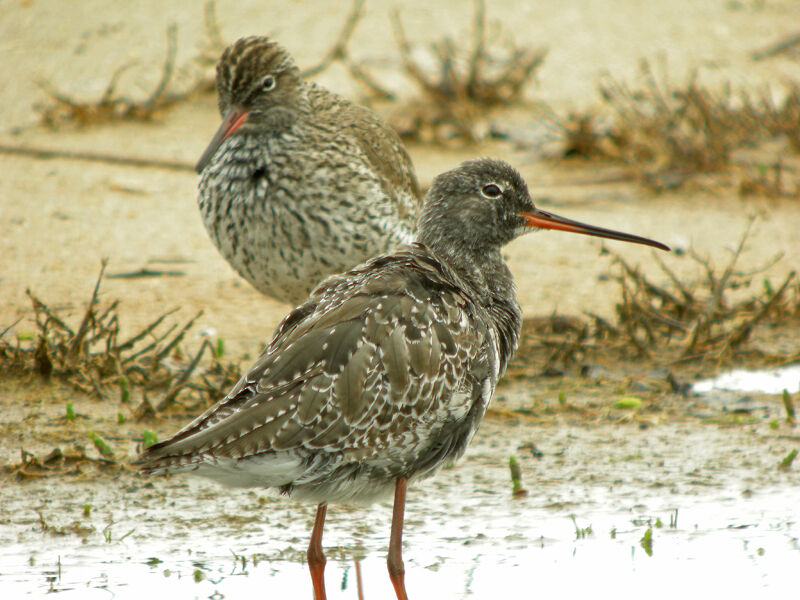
xmin=306 ymin=85 xmax=421 ymax=222
xmin=140 ymin=286 xmax=483 ymax=470
xmin=348 ymin=108 xmax=422 ymax=218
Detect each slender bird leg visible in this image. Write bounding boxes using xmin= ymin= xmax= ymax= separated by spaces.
xmin=354 ymin=557 xmax=364 ymax=600
xmin=308 ymin=503 xmax=328 ymax=600
xmin=387 ymin=477 xmax=409 ymax=600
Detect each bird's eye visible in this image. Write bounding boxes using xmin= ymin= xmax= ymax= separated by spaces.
xmin=481 ymin=183 xmax=502 ymax=199
xmin=261 ymin=75 xmax=276 ymax=91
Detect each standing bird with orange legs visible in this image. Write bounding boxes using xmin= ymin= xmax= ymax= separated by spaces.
xmin=138 ymin=159 xmax=669 ymax=599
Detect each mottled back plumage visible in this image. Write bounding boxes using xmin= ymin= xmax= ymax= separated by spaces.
xmin=197 ymin=36 xmax=422 ymax=305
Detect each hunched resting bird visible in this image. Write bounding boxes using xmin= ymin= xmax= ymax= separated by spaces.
xmin=139 ymin=158 xmax=669 ymax=599
xmin=196 ymin=36 xmax=422 ymax=305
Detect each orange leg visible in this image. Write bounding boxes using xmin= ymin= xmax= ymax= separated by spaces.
xmin=307 ymin=503 xmax=328 ymax=600
xmin=354 ymin=557 xmax=364 ymax=600
xmin=387 ymin=477 xmax=409 ymax=600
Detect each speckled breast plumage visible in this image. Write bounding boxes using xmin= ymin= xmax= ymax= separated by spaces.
xmin=198 ymin=117 xmax=418 ymax=305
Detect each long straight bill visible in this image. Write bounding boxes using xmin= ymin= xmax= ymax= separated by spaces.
xmin=520 ymin=209 xmax=670 ymax=251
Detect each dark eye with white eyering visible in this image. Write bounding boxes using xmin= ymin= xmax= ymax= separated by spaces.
xmin=481 ymin=183 xmax=502 ymax=199
xmin=261 ymin=75 xmax=276 ymax=91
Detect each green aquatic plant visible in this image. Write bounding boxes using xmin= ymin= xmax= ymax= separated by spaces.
xmin=88 ymin=432 xmax=114 ymax=459
xmin=669 ymin=509 xmax=679 ymax=529
xmin=142 ymin=430 xmax=158 ymax=450
xmin=783 ymin=390 xmax=795 ymax=424
xmin=779 ymin=449 xmax=797 ymax=470
xmin=508 ymin=456 xmax=527 ymax=497
xmin=640 ymin=527 xmax=653 ymax=556
xmin=119 ymin=376 xmax=130 ymax=404
xmin=570 ymin=515 xmax=593 ymax=539
xmin=611 ymin=397 xmax=642 ymax=410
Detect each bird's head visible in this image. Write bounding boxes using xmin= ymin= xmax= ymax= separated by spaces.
xmin=196 ymin=37 xmax=303 ymax=172
xmin=418 ymin=158 xmax=669 ymax=256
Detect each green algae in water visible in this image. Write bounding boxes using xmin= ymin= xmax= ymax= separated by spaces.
xmin=509 ymin=456 xmax=527 ymax=496
xmin=119 ymin=376 xmax=130 ymax=403
xmin=611 ymin=397 xmax=642 ymax=410
xmin=571 ymin=515 xmax=592 ymax=539
xmin=89 ymin=431 xmax=114 ymax=458
xmin=142 ymin=429 xmax=158 ymax=449
xmin=779 ymin=449 xmax=797 ymax=470
xmin=640 ymin=527 xmax=653 ymax=556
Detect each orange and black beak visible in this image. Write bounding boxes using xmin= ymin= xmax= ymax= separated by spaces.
xmin=520 ymin=208 xmax=670 ymax=251
xmin=195 ymin=106 xmax=250 ymax=173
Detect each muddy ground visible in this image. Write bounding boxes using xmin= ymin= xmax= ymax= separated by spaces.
xmin=1 ymin=1 xmax=800 ymax=598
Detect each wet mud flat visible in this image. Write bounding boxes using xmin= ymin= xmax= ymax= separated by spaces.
xmin=2 ymin=382 xmax=799 ymax=600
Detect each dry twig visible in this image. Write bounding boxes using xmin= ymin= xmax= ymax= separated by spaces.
xmin=752 ymin=32 xmax=800 ymax=61
xmin=389 ymin=0 xmax=546 ymax=142
xmin=607 ymin=225 xmax=795 ymax=362
xmin=35 ymin=25 xmax=196 ymax=128
xmin=544 ymin=62 xmax=800 ymax=193
xmin=0 ymin=144 xmax=194 ymax=171
xmin=300 ymin=0 xmax=394 ymax=100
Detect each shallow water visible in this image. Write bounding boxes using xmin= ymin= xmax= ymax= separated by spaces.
xmin=2 ymin=406 xmax=799 ymax=600
xmin=693 ymin=365 xmax=800 ymax=395
xmin=4 ymin=497 xmax=797 ymax=599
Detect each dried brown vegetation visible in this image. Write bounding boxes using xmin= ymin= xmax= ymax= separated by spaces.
xmin=35 ymin=25 xmax=206 ymax=128
xmin=4 ymin=238 xmax=796 ymax=404
xmin=0 ymin=262 xmax=241 ymax=416
xmin=32 ymin=0 xmax=242 ymax=130
xmin=32 ymin=0 xmax=385 ymax=130
xmin=739 ymin=160 xmax=800 ymax=198
xmin=550 ymin=61 xmax=800 ymax=194
xmin=389 ymin=0 xmax=547 ymax=142
xmin=506 ymin=223 xmax=800 ymax=379
xmin=299 ymin=0 xmax=394 ymax=100
xmin=33 ymin=0 xmax=236 ymax=130
xmin=606 ymin=227 xmax=797 ymax=363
